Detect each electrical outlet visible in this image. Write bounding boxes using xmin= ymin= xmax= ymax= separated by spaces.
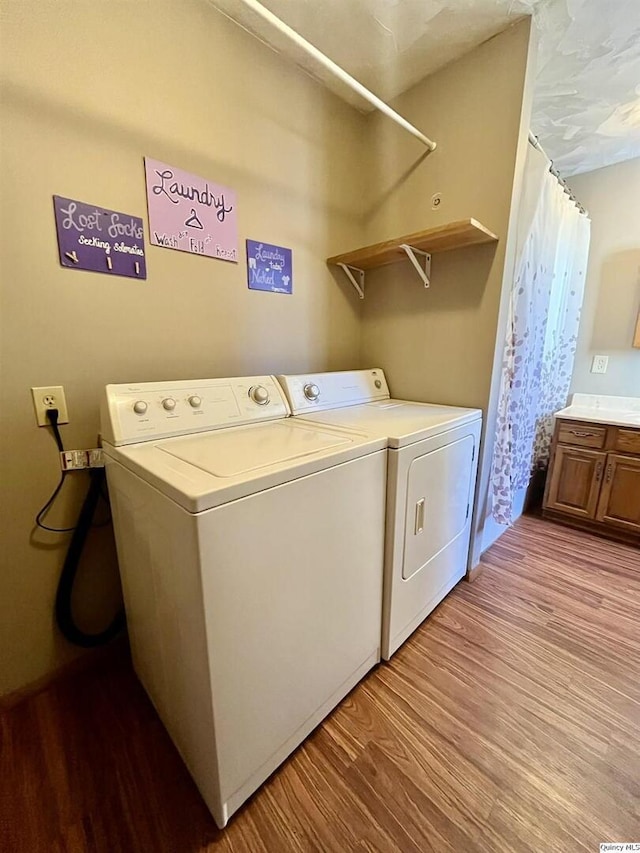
xmin=431 ymin=192 xmax=442 ymax=210
xmin=31 ymin=385 xmax=69 ymax=426
xmin=591 ymin=355 xmax=609 ymax=375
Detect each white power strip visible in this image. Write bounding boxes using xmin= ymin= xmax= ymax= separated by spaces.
xmin=60 ymin=449 xmax=105 ymax=471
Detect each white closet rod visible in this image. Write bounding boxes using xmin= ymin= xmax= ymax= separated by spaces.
xmin=234 ymin=0 xmax=437 ymax=151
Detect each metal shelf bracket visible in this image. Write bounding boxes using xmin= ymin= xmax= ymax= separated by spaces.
xmin=338 ymin=262 xmax=365 ymax=299
xmin=400 ymin=244 xmax=431 ymax=288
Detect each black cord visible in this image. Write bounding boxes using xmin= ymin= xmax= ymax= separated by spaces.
xmin=35 ymin=409 xmax=111 ymax=532
xmin=48 ymin=408 xmax=65 ymax=453
xmin=35 ymin=471 xmax=75 ymax=532
xmin=35 ymin=409 xmax=75 ymax=533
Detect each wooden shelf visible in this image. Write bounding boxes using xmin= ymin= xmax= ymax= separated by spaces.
xmin=327 ymin=218 xmax=498 ymax=271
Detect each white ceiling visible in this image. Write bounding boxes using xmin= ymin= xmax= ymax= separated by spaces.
xmin=210 ymin=0 xmax=640 ymax=177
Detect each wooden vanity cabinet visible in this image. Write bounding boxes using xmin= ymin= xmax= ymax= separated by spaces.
xmin=543 ymin=419 xmax=640 ymax=545
xmin=545 ymin=446 xmax=605 ymax=519
xmin=596 ymin=454 xmax=640 ymax=533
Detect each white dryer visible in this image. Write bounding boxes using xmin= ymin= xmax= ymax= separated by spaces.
xmin=100 ymin=375 xmax=386 ymax=828
xmin=277 ymin=369 xmax=482 ymax=660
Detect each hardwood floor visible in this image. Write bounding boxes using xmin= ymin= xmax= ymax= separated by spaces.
xmin=2 ymin=515 xmax=639 ymax=852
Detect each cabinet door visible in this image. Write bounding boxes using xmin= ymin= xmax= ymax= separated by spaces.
xmin=545 ymin=446 xmax=606 ymax=519
xmin=596 ymin=454 xmax=640 ymax=533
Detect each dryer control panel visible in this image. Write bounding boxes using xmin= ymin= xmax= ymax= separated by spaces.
xmin=101 ymin=376 xmax=290 ymax=446
xmin=278 ymin=369 xmax=390 ymax=415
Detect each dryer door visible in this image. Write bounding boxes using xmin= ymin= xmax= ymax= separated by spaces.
xmin=402 ymin=434 xmax=475 ymax=580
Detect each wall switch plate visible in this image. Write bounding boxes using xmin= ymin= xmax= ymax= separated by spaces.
xmin=31 ymin=386 xmax=69 ymax=426
xmin=591 ymin=355 xmax=609 ymax=374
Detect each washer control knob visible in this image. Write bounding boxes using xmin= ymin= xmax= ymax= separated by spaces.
xmin=133 ymin=400 xmax=148 ymax=415
xmin=374 ymin=379 xmax=382 ymax=389
xmin=162 ymin=397 xmax=177 ymax=411
xmin=188 ymin=395 xmax=202 ymax=408
xmin=249 ymin=385 xmax=270 ymax=405
xmin=304 ymin=383 xmax=320 ymax=401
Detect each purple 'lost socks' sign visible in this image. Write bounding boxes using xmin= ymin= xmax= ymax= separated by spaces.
xmin=246 ymin=240 xmax=293 ymax=294
xmin=144 ymin=157 xmax=238 ymax=262
xmin=53 ymin=196 xmax=146 ymax=279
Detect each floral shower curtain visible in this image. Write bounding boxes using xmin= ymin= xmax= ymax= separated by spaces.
xmin=490 ymin=143 xmax=591 ymax=525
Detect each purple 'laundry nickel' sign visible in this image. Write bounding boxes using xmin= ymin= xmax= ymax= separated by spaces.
xmin=246 ymin=240 xmax=293 ymax=294
xmin=144 ymin=157 xmax=238 ymax=262
xmin=53 ymin=196 xmax=146 ymax=279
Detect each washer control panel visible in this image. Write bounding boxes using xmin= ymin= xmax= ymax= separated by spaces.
xmin=102 ymin=376 xmax=289 ymax=446
xmin=277 ymin=369 xmax=390 ymax=415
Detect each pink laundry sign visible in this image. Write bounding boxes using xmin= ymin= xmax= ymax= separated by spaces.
xmin=144 ymin=157 xmax=238 ymax=262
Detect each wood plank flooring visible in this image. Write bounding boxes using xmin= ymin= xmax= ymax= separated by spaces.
xmin=1 ymin=515 xmax=639 ymax=851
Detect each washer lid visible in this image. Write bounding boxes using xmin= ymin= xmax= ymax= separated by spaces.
xmin=159 ymin=420 xmax=353 ymax=477
xmin=293 ymin=400 xmax=482 ymax=448
xmin=104 ymin=419 xmax=385 ymax=512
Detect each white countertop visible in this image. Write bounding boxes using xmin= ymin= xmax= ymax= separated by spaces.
xmin=555 ymin=393 xmax=640 ymax=429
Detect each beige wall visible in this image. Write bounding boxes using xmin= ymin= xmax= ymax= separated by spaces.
xmin=359 ymin=19 xmax=536 ymax=563
xmin=0 ymin=2 xmax=538 ymax=697
xmin=568 ymin=158 xmax=640 ymax=397
xmin=0 ymin=0 xmax=367 ymax=695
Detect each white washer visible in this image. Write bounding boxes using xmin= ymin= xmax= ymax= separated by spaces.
xmin=100 ymin=375 xmax=386 ymax=828
xmin=277 ymin=369 xmax=482 ymax=660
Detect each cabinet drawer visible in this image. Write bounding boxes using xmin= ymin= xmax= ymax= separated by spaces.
xmin=557 ymin=421 xmax=607 ymax=449
xmin=613 ymin=428 xmax=640 ymax=455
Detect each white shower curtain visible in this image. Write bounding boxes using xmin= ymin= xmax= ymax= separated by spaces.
xmin=490 ymin=143 xmax=591 ymax=526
